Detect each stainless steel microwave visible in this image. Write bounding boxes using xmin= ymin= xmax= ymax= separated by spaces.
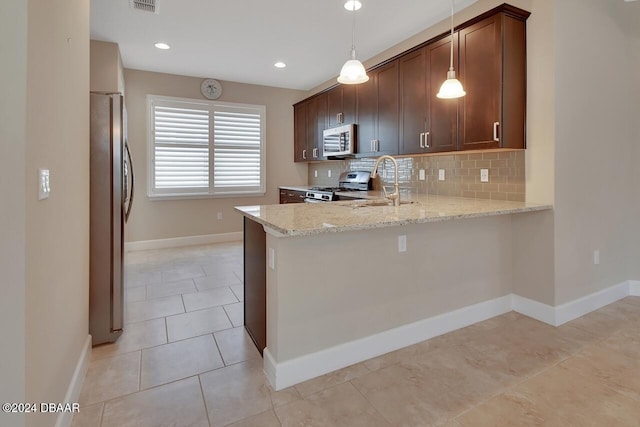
xmin=323 ymin=124 xmax=355 ymax=157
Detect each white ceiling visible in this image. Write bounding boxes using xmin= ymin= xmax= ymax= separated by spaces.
xmin=90 ymin=0 xmax=479 ymax=91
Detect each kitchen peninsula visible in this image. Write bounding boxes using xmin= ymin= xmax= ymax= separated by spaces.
xmin=235 ymin=195 xmax=552 ymax=390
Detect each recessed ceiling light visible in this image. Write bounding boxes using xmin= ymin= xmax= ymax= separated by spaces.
xmin=154 ymin=42 xmax=170 ymax=50
xmin=274 ymin=62 xmax=286 ymax=68
xmin=344 ymin=0 xmax=362 ymax=11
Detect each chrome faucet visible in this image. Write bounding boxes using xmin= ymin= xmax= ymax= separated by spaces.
xmin=371 ymin=155 xmax=400 ymax=206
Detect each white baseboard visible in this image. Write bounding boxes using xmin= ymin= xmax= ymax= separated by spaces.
xmin=264 ymin=295 xmax=512 ymax=391
xmin=554 ymin=281 xmax=631 ymax=326
xmin=513 ymin=281 xmax=633 ymax=326
xmin=630 ymin=280 xmax=640 ymax=296
xmin=56 ymin=335 xmax=91 ymax=427
xmin=125 ymin=232 xmax=243 ymax=252
xmin=265 ymin=280 xmax=640 ymax=390
xmin=511 ymin=295 xmax=556 ymax=325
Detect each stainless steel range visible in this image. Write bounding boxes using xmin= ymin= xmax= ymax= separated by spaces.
xmin=305 ymin=171 xmax=372 ymax=203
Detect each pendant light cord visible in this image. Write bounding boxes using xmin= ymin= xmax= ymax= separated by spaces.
xmin=449 ymin=0 xmax=454 ymax=71
xmin=351 ymin=2 xmax=357 ymax=59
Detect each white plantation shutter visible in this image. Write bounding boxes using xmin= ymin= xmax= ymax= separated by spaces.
xmin=153 ymin=103 xmax=210 ymax=191
xmin=213 ymin=106 xmax=263 ymax=193
xmin=148 ymin=96 xmax=265 ymax=197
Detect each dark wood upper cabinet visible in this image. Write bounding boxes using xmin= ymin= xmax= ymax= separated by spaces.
xmin=356 ymin=60 xmax=399 ymax=157
xmin=293 ymin=102 xmax=307 ymax=162
xmin=327 ymin=84 xmax=356 ymax=128
xmin=459 ymin=10 xmax=527 ymax=150
xmin=293 ymin=93 xmax=327 ymax=162
xmin=293 ymin=4 xmax=529 ymax=160
xmin=309 ymin=93 xmax=327 ymax=160
xmin=400 ymin=36 xmax=458 ymax=154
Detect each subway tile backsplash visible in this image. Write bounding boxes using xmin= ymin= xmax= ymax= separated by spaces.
xmin=309 ymin=150 xmax=525 ymax=202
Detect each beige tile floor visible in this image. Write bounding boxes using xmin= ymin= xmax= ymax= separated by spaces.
xmin=74 ymin=242 xmax=640 ymax=426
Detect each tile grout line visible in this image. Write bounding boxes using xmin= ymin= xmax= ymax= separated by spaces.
xmin=197 ymin=374 xmax=213 ymax=427
xmin=348 ymin=379 xmax=397 ymax=425
xmin=448 ymin=328 xmax=615 ymax=423
xmin=98 ymin=401 xmax=105 ymax=427
xmin=211 ymin=332 xmax=228 ymax=366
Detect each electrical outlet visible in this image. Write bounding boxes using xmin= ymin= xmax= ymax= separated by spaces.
xmin=314 ymin=170 xmax=318 ymax=178
xmin=217 ymin=212 xmax=223 ymax=220
xmin=268 ymin=248 xmax=275 ymax=270
xmin=438 ymin=169 xmax=445 ymax=181
xmin=593 ymin=250 xmax=600 ymax=265
xmin=480 ymin=169 xmax=489 ymax=183
xmin=38 ymin=169 xmax=50 ymax=200
xmin=327 ymin=170 xmax=332 ymax=178
xmin=398 ymin=235 xmax=407 ymax=253
xmin=419 ymin=169 xmax=426 ymax=181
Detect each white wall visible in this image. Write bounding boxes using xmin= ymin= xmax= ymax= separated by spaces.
xmin=0 ymin=0 xmax=27 ymax=425
xmin=553 ymin=0 xmax=639 ymax=304
xmin=90 ymin=40 xmax=125 ymax=94
xmin=631 ymin=34 xmax=640 ymax=281
xmin=267 ymin=216 xmax=514 ymax=361
xmin=25 ymin=1 xmax=91 ymax=427
xmin=123 ymin=69 xmax=307 ymax=242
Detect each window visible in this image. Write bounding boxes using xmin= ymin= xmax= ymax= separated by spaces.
xmin=148 ymin=95 xmax=266 ymax=198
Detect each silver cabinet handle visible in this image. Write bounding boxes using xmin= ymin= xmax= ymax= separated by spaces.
xmin=493 ymin=122 xmax=500 ymax=142
xmin=375 ymin=140 xmax=380 ymax=152
xmin=302 ymin=149 xmax=307 ymax=160
xmin=370 ymin=140 xmax=374 ymax=152
xmin=313 ymin=147 xmax=318 ymax=158
xmin=419 ymin=133 xmax=424 ymax=148
xmin=425 ymin=131 xmax=430 ymax=148
xmin=337 ymin=112 xmax=343 ymax=124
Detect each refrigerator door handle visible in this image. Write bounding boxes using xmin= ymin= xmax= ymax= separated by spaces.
xmin=124 ymin=140 xmax=135 ymax=223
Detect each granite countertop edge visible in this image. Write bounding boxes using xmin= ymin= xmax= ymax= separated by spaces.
xmin=235 ymin=196 xmax=553 ymax=237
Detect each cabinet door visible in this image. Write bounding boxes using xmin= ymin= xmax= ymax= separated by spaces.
xmin=327 ymin=85 xmax=356 ymax=128
xmin=376 ymin=60 xmax=399 ymax=155
xmin=312 ymin=93 xmax=327 ymax=160
xmin=399 ymin=48 xmax=427 ymax=154
xmin=327 ymin=86 xmax=343 ymax=128
xmin=426 ymin=36 xmax=459 ymax=152
xmin=356 ymin=71 xmax=377 ymax=155
xmin=501 ymin=15 xmax=526 ymax=149
xmin=305 ymin=95 xmax=327 ymax=161
xmin=341 ymin=84 xmax=356 ymax=125
xmin=293 ymin=102 xmax=308 ymax=162
xmin=459 ymin=14 xmax=502 ymax=150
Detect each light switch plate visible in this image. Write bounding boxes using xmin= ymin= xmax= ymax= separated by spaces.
xmin=438 ymin=169 xmax=445 ymax=181
xmin=419 ymin=169 xmax=426 ymax=181
xmin=480 ymin=169 xmax=489 ymax=183
xmin=314 ymin=170 xmax=318 ymax=178
xmin=327 ymin=170 xmax=332 ymax=178
xmin=38 ymin=169 xmax=50 ymax=200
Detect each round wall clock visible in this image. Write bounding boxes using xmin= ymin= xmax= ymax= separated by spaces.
xmin=200 ymin=79 xmax=222 ymax=100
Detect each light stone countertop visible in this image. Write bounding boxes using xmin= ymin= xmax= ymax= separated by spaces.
xmin=235 ymin=194 xmax=552 ymax=237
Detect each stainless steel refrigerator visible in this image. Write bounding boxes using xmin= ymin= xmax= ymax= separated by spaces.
xmin=89 ymin=92 xmax=134 ymax=345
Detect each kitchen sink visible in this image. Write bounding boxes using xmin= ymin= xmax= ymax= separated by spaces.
xmin=346 ymin=199 xmax=416 ymax=208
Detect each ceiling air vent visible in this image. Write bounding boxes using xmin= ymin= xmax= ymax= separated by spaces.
xmin=130 ymin=0 xmax=158 ymax=14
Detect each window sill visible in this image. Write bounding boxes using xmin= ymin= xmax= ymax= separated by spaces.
xmin=148 ymin=191 xmax=266 ymax=201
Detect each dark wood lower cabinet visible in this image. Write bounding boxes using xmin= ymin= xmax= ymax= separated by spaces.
xmin=279 ymin=188 xmax=306 ymax=204
xmin=243 ymin=217 xmax=266 ymax=355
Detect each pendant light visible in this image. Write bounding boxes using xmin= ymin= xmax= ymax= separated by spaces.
xmin=337 ymin=1 xmax=369 ymax=84
xmin=437 ymin=0 xmax=466 ymax=99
